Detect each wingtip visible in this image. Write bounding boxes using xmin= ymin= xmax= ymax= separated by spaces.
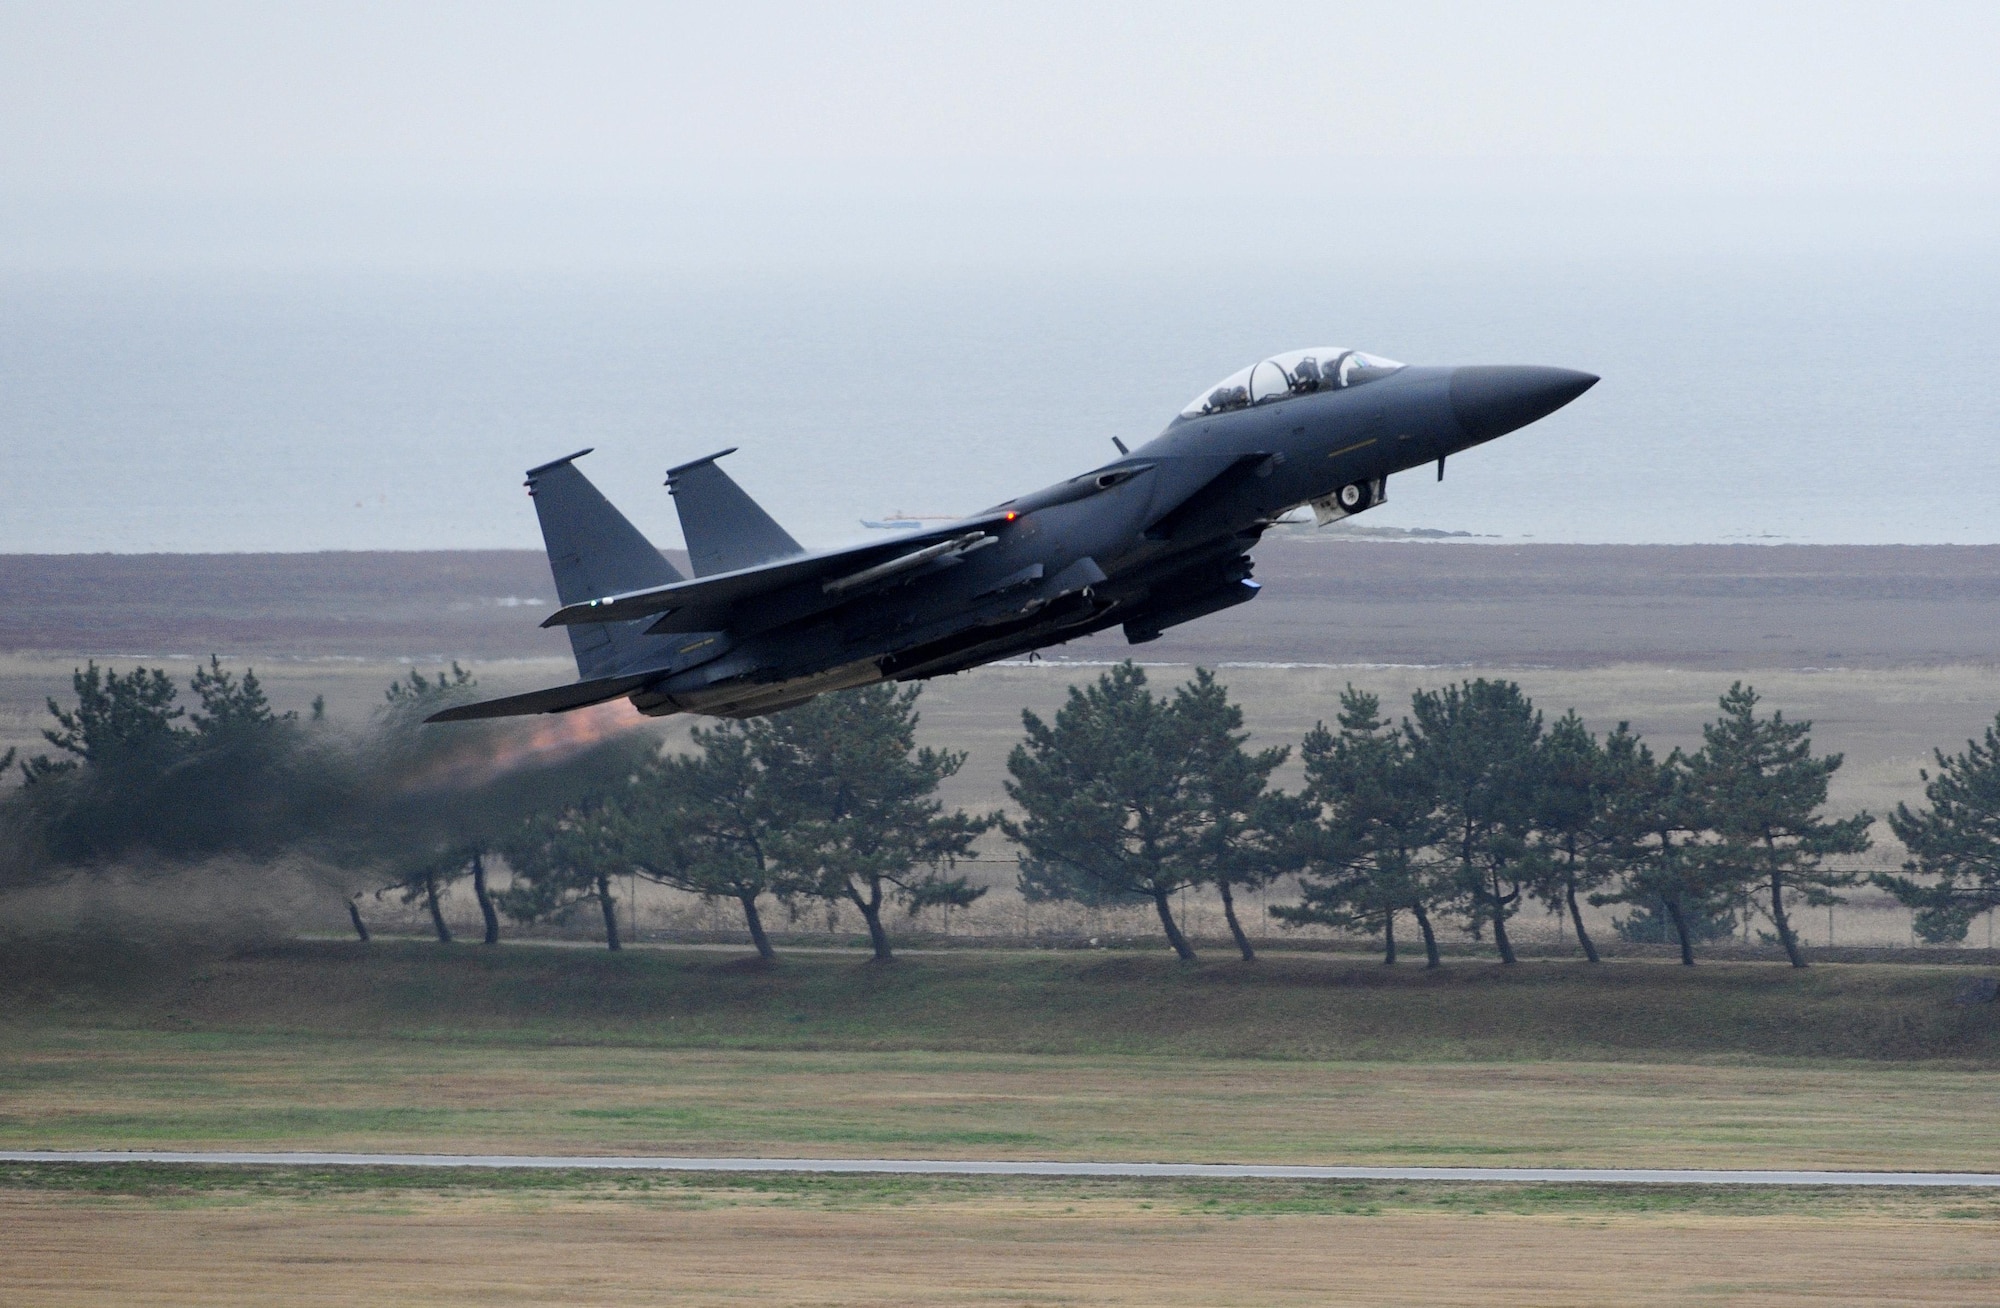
xmin=663 ymin=447 xmax=741 ymax=483
xmin=524 ymin=448 xmax=595 ymax=479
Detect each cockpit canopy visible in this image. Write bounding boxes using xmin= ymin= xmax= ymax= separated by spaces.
xmin=1180 ymin=348 xmax=1404 ymax=418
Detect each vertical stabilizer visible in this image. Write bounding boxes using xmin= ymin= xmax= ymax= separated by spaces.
xmin=525 ymin=450 xmax=682 ymax=678
xmin=666 ymin=448 xmax=804 ymax=576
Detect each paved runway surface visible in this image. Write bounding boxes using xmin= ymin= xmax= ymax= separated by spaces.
xmin=7 ymin=1151 xmax=1999 ymax=1187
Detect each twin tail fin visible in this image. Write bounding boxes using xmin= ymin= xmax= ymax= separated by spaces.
xmin=525 ymin=450 xmax=684 ymax=680
xmin=666 ymin=448 xmax=804 ymax=576
xmin=445 ymin=448 xmax=802 ymax=715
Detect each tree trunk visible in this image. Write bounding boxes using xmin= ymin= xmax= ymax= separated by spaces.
xmin=423 ymin=870 xmax=451 ymax=943
xmin=1412 ymin=901 xmax=1441 ymax=968
xmin=855 ymin=879 xmax=893 ymax=961
xmin=1769 ymin=869 xmax=1805 ymax=967
xmin=1382 ymin=908 xmax=1398 ymax=965
xmin=346 ymin=898 xmax=370 ymax=943
xmin=1664 ymin=895 xmax=1696 ymax=966
xmin=739 ymin=891 xmax=776 ymax=960
xmin=595 ymin=872 xmax=621 ymax=951
xmin=471 ymin=853 xmax=500 ymax=945
xmin=1217 ymin=880 xmax=1255 ymax=961
xmin=1564 ymin=876 xmax=1599 ymax=963
xmin=1488 ymin=877 xmax=1517 ymax=965
xmin=1151 ymin=886 xmax=1197 ymax=961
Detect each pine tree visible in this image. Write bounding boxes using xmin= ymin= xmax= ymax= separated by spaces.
xmin=1169 ymin=669 xmax=1297 ymax=960
xmin=363 ymin=663 xmax=644 ymax=947
xmin=1276 ymin=686 xmax=1451 ymax=967
xmin=188 ymin=656 xmax=292 ymax=737
xmin=755 ymin=684 xmax=991 ymax=962
xmin=384 ymin=663 xmax=476 ymax=705
xmin=1519 ymin=712 xmax=1622 ymax=963
xmin=1408 ymin=679 xmax=1541 ymax=965
xmin=391 ymin=847 xmax=467 ymax=943
xmin=34 ymin=662 xmax=187 ymax=775
xmin=1004 ymin=663 xmax=1288 ymax=962
xmin=12 ymin=658 xmax=341 ymax=867
xmin=1686 ymin=683 xmax=1872 ymax=967
xmin=499 ymin=798 xmax=626 ymax=950
xmin=1876 ymin=711 xmax=2000 ymax=943
xmin=1588 ymin=733 xmax=1723 ymax=966
xmin=369 ymin=666 xmax=488 ymax=941
xmin=611 ymin=719 xmax=787 ymax=960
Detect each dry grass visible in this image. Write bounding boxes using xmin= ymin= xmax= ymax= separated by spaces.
xmin=5 ymin=1181 xmax=1999 ymax=1306
xmin=9 ymin=1033 xmax=2000 ymax=1171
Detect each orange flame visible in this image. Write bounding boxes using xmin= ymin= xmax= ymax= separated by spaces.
xmin=405 ymin=699 xmax=650 ymax=793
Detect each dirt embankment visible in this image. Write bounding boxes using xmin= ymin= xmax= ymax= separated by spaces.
xmin=6 ymin=541 xmax=1999 ymax=667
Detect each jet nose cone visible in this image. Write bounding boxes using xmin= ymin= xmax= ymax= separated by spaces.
xmin=1449 ymin=366 xmax=1599 ymax=446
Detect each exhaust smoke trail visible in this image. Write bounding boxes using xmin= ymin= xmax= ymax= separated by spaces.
xmin=400 ymin=700 xmax=650 ymax=794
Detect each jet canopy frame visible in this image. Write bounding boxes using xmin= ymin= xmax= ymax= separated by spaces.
xmin=1180 ymin=348 xmax=1403 ymax=418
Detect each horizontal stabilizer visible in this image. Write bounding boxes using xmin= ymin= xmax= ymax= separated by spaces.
xmin=667 ymin=449 xmax=804 ymax=576
xmin=425 ymin=672 xmax=658 ymax=723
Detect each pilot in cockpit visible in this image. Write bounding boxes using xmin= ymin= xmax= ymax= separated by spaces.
xmin=1181 ymin=348 xmax=1404 ymax=420
xmin=1205 ymin=383 xmax=1250 ymax=412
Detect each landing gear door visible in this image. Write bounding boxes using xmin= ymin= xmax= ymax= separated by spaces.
xmin=1309 ymin=478 xmax=1386 ymax=527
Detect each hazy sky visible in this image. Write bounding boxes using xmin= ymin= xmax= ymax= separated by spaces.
xmin=3 ymin=1 xmax=1996 ymax=267
xmin=4 ymin=3 xmax=1998 ymax=552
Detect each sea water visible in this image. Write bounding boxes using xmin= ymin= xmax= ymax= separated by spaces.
xmin=2 ymin=253 xmax=1995 ymax=554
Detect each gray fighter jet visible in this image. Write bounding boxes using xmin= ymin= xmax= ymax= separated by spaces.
xmin=430 ymin=350 xmax=1595 ymax=723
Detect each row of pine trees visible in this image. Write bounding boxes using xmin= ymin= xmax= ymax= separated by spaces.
xmin=1003 ymin=665 xmax=1875 ymax=968
xmin=7 ymin=658 xmax=2000 ymax=966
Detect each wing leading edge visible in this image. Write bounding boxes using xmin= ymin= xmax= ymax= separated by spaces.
xmin=541 ymin=512 xmax=1016 ymax=631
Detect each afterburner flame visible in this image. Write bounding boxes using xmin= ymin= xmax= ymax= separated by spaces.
xmin=406 ymin=699 xmax=647 ymax=792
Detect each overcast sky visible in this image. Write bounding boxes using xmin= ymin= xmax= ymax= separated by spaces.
xmin=3 ymin=1 xmax=1996 ymax=269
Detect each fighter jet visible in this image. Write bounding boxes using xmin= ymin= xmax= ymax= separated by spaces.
xmin=429 ymin=350 xmax=1595 ymax=723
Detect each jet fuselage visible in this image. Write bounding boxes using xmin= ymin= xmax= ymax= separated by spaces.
xmin=429 ymin=354 xmax=1596 ymax=725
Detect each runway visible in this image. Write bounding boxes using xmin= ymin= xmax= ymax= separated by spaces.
xmin=6 ymin=1151 xmax=1999 ymax=1187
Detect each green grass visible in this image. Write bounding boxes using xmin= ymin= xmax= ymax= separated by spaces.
xmin=9 ymin=1035 xmax=1998 ymax=1167
xmin=6 ymin=941 xmax=2000 ymax=1169
xmin=6 ymin=938 xmax=1999 ymax=1063
xmin=7 ymin=1161 xmax=1999 ymax=1222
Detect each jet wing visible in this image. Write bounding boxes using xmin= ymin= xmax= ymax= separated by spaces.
xmin=425 ymin=672 xmax=658 ymax=722
xmin=541 ymin=512 xmax=1016 ymax=632
xmin=1140 ymin=452 xmax=1273 ymax=540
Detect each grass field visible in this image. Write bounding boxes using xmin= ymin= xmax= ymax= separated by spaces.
xmin=9 ymin=943 xmax=2000 ymax=1301
xmin=12 ymin=548 xmax=2000 ymax=1299
xmin=10 ymin=940 xmax=2000 ymax=1063
xmin=5 ymin=1167 xmax=2000 ymax=1306
xmin=11 ymin=1036 xmax=2000 ymax=1171
xmin=5 ymin=942 xmax=2000 ymax=1170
